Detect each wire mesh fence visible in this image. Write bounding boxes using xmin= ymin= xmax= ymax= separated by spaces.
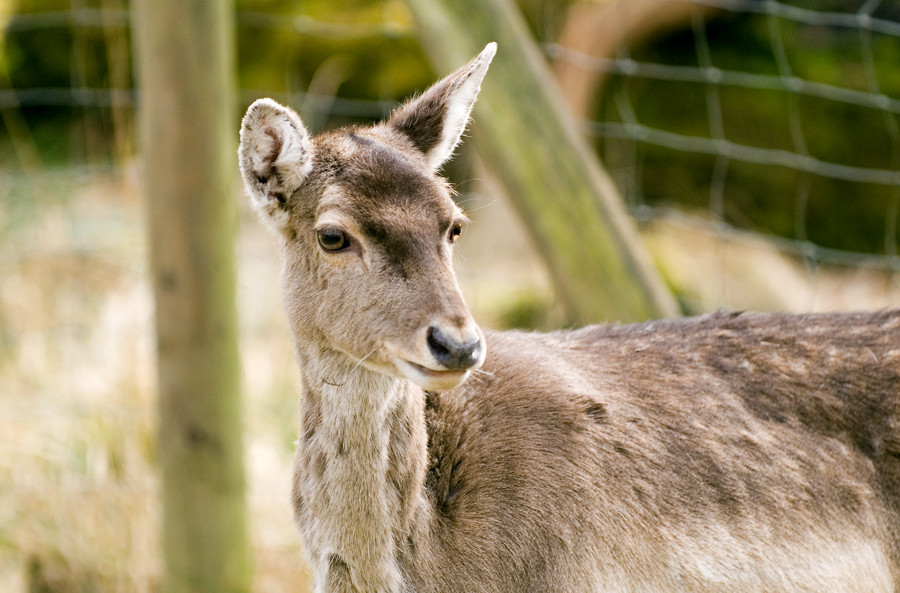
xmin=547 ymin=0 xmax=900 ymax=275
xmin=6 ymin=1 xmax=899 ymax=273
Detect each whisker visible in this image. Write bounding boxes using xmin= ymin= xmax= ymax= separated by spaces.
xmin=455 ymin=190 xmax=496 ymax=213
xmin=324 ymin=348 xmax=380 ymax=387
xmin=351 ymin=347 xmax=379 ymax=373
xmin=469 ymin=368 xmax=495 ymax=383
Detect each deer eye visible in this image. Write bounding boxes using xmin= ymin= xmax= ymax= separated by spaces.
xmin=449 ymin=223 xmax=463 ymax=243
xmin=317 ymin=228 xmax=350 ymax=252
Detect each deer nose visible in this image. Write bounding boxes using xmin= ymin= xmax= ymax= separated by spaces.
xmin=427 ymin=325 xmax=483 ymax=371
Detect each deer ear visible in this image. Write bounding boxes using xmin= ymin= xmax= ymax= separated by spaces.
xmin=388 ymin=42 xmax=496 ymax=171
xmin=238 ymin=98 xmax=313 ymax=233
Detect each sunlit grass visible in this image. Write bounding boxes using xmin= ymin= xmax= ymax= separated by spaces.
xmin=0 ymin=171 xmax=309 ymax=593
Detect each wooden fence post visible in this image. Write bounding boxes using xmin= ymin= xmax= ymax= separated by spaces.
xmin=404 ymin=0 xmax=679 ymax=323
xmin=132 ymin=2 xmax=252 ymax=592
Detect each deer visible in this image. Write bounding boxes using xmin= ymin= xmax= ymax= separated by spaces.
xmin=238 ymin=43 xmax=900 ymax=593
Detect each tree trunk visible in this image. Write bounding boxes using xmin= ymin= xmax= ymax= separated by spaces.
xmin=404 ymin=0 xmax=679 ymax=324
xmin=132 ymin=2 xmax=252 ymax=592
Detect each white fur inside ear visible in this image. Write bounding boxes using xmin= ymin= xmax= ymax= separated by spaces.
xmin=425 ymin=43 xmax=496 ymax=170
xmin=238 ymin=98 xmax=313 ymax=232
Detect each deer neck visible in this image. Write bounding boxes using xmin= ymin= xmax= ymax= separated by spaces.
xmin=293 ymin=343 xmax=430 ymax=591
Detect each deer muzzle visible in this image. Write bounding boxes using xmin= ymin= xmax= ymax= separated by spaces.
xmin=386 ymin=318 xmax=485 ymax=391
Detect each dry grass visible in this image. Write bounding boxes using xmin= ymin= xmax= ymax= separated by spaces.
xmin=643 ymin=211 xmax=900 ymax=314
xmin=1 ymin=168 xmax=897 ymax=593
xmin=0 ymin=170 xmax=308 ymax=593
xmin=1 ymin=171 xmax=161 ymax=593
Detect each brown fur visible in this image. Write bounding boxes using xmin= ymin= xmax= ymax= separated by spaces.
xmin=413 ymin=312 xmax=900 ymax=591
xmin=239 ymin=45 xmax=900 ymax=592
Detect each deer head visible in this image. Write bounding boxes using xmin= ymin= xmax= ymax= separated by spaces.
xmin=239 ymin=44 xmax=496 ymax=392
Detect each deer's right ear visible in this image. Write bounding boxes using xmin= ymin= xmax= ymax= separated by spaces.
xmin=239 ymin=98 xmax=312 ymax=234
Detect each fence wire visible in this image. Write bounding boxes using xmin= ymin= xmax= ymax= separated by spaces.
xmin=547 ymin=0 xmax=900 ymax=272
xmin=3 ymin=2 xmax=900 ymax=269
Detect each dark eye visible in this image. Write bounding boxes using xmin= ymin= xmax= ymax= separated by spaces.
xmin=317 ymin=228 xmax=350 ymax=252
xmin=449 ymin=223 xmax=463 ymax=243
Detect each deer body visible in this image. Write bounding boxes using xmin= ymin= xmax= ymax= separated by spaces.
xmin=239 ymin=44 xmax=900 ymax=592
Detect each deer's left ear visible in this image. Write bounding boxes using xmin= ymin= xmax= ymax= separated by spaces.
xmin=238 ymin=98 xmax=313 ymax=235
xmin=388 ymin=43 xmax=496 ymax=171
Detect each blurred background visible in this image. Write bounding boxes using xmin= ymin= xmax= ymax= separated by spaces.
xmin=2 ymin=0 xmax=899 ymax=591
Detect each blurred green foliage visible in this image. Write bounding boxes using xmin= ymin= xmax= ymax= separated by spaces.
xmin=597 ymin=7 xmax=900 ymax=255
xmin=235 ymin=0 xmax=429 ymax=125
xmin=0 ymin=0 xmax=435 ymax=169
xmin=2 ymin=0 xmax=898 ymax=256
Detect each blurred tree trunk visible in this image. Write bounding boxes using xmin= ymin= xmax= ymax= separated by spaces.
xmin=404 ymin=0 xmax=679 ymax=324
xmin=132 ymin=2 xmax=252 ymax=593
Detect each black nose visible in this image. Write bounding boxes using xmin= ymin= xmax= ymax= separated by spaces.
xmin=427 ymin=326 xmax=483 ymax=371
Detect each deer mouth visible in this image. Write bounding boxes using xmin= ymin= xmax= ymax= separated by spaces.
xmin=391 ymin=357 xmax=471 ymax=391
